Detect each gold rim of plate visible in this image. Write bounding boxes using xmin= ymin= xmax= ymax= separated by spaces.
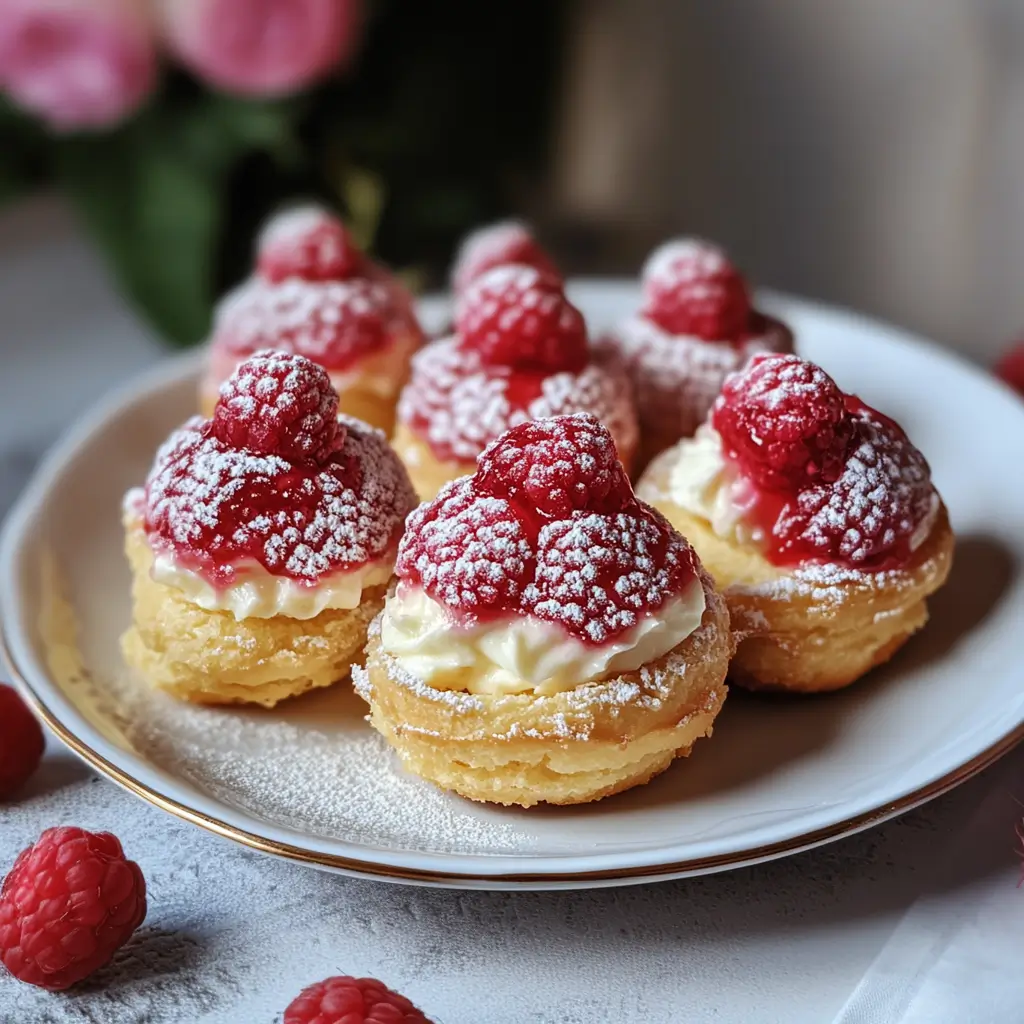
xmin=4 ymin=624 xmax=1021 ymax=887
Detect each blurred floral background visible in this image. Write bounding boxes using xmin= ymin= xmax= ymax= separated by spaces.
xmin=0 ymin=0 xmax=564 ymax=345
xmin=2 ymin=0 xmax=1024 ymax=376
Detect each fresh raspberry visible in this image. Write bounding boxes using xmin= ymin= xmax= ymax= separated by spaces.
xmin=0 ymin=684 xmax=44 ymax=799
xmin=455 ymin=264 xmax=588 ymax=374
xmin=712 ymin=353 xmax=856 ymax=491
xmin=213 ymin=351 xmax=341 ymax=464
xmin=215 ymin=277 xmax=403 ymax=371
xmin=771 ymin=401 xmax=936 ymax=569
xmin=257 ymin=206 xmax=363 ymax=283
xmin=476 ymin=413 xmax=632 ymax=519
xmin=995 ymin=341 xmax=1024 ymax=397
xmin=452 ymin=219 xmax=559 ymax=294
xmin=0 ymin=827 xmax=147 ymax=991
xmin=526 ymin=508 xmax=699 ymax=644
xmin=396 ymin=480 xmax=534 ymax=615
xmin=285 ymin=975 xmax=432 ymax=1024
xmin=640 ymin=238 xmax=752 ymax=340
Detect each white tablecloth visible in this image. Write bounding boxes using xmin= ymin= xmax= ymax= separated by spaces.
xmin=0 ymin=198 xmax=1019 ymax=1024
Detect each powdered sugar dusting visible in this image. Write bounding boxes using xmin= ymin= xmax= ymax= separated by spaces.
xmin=70 ymin=661 xmax=527 ymax=855
xmin=451 ymin=220 xmax=556 ymax=293
xmin=398 ymin=481 xmax=533 ymax=611
xmin=144 ymin=416 xmax=417 ymax=585
xmin=736 ymin=557 xmax=930 ymax=609
xmin=212 ymin=276 xmax=412 ymax=370
xmin=525 ymin=511 xmax=695 ymax=644
xmin=257 ymin=204 xmax=337 ymax=251
xmin=774 ymin=406 xmax=937 ymax=566
xmin=641 ymin=238 xmax=732 ymax=292
xmin=606 ymin=314 xmax=791 ymax=442
xmin=396 ymin=444 xmax=700 ymax=645
xmin=398 ymin=338 xmax=637 ymax=463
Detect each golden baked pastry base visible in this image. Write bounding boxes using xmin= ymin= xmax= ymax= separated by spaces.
xmin=121 ymin=527 xmax=387 ymax=707
xmin=354 ymin=576 xmax=734 ymax=807
xmin=391 ymin=423 xmax=476 ymax=501
xmin=639 ymin=451 xmax=955 ymax=693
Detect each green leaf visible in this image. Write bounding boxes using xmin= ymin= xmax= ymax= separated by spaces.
xmin=56 ymin=125 xmax=221 ymax=346
xmin=211 ymin=94 xmax=307 ymax=164
xmin=49 ymin=85 xmax=312 ymax=345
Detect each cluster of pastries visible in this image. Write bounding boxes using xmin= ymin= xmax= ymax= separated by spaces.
xmin=121 ymin=211 xmax=954 ymax=806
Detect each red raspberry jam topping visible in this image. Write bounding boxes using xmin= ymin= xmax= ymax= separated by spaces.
xmin=256 ymin=206 xmax=364 ymax=283
xmin=143 ymin=353 xmax=417 ymax=586
xmin=213 ymin=276 xmax=413 ymax=372
xmin=529 ymin=510 xmax=692 ymax=644
xmin=640 ymin=238 xmax=752 ymax=340
xmin=396 ymin=483 xmax=535 ymax=613
xmin=712 ymin=354 xmax=937 ymax=571
xmin=451 ymin=220 xmax=559 ymax=295
xmin=397 ymin=337 xmax=638 ymax=465
xmin=455 ymin=264 xmax=588 ymax=374
xmin=712 ymin=353 xmax=855 ymax=491
xmin=213 ymin=350 xmax=341 ymax=463
xmin=396 ymin=414 xmax=699 ymax=644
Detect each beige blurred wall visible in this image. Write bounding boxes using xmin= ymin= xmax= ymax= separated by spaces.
xmin=552 ymin=0 xmax=1024 ymax=359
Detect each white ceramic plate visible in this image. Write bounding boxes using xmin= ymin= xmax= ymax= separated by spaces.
xmin=3 ymin=283 xmax=1024 ymax=890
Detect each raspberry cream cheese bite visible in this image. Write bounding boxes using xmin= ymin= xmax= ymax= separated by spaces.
xmin=450 ymin=219 xmax=559 ymax=296
xmin=393 ymin=264 xmax=638 ymax=500
xmin=201 ymin=206 xmax=424 ymax=434
xmin=354 ymin=414 xmax=733 ymax=807
xmin=123 ymin=351 xmax=418 ymax=707
xmin=606 ymin=238 xmax=793 ymax=469
xmin=637 ymin=353 xmax=954 ymax=693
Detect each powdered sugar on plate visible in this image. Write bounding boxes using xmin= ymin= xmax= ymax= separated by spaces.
xmin=53 ymin=639 xmax=529 ymax=859
xmin=27 ymin=557 xmax=528 ymax=860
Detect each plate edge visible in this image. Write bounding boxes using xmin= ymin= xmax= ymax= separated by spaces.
xmin=3 ymin=622 xmax=1021 ymax=889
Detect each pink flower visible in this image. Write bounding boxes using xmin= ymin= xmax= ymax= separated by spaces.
xmin=0 ymin=0 xmax=157 ymax=131
xmin=158 ymin=0 xmax=362 ymax=97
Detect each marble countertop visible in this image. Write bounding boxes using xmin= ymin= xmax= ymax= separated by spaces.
xmin=0 ymin=198 xmax=1016 ymax=1024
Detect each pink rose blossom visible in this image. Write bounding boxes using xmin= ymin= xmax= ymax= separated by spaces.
xmin=0 ymin=0 xmax=157 ymax=130
xmin=159 ymin=0 xmax=361 ymax=97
